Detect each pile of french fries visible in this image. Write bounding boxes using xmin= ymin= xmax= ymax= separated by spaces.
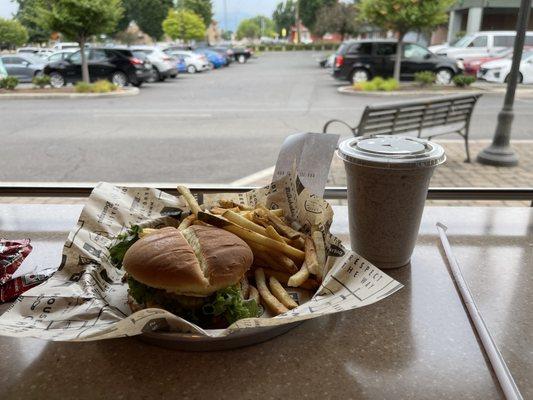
xmin=175 ymin=186 xmax=328 ymax=316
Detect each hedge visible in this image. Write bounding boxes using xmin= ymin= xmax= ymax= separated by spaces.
xmin=251 ymin=43 xmax=339 ymax=52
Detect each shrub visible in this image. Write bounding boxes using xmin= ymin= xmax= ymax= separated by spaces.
xmin=414 ymin=71 xmax=436 ymax=86
xmin=0 ymin=76 xmax=19 ymax=90
xmin=452 ymin=74 xmax=476 ymax=87
xmin=75 ymin=80 xmax=118 ymax=93
xmin=354 ymin=77 xmax=400 ymax=92
xmin=32 ymin=75 xmax=51 ymax=89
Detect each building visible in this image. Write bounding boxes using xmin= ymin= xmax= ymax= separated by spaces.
xmin=206 ymin=20 xmax=222 ymax=45
xmin=447 ymin=0 xmax=533 ymax=43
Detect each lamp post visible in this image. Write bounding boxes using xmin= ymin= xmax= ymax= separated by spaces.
xmin=477 ymin=0 xmax=531 ymax=166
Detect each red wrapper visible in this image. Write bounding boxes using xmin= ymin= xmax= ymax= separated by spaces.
xmin=0 ymin=272 xmax=51 ymax=303
xmin=0 ymin=239 xmax=33 ymax=283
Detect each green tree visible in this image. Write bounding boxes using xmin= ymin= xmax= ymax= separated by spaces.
xmin=314 ymin=2 xmax=359 ymax=41
xmin=299 ymin=0 xmax=336 ymax=33
xmin=38 ymin=0 xmax=123 ymax=83
xmin=272 ymin=0 xmax=295 ymax=36
xmin=0 ymin=18 xmax=29 ymax=49
xmin=162 ymin=9 xmax=206 ymax=42
xmin=236 ymin=16 xmax=276 ymax=40
xmin=13 ymin=0 xmax=52 ymax=43
xmin=178 ymin=0 xmax=213 ymax=27
xmin=358 ymin=0 xmax=454 ymax=81
xmin=117 ymin=0 xmax=173 ymax=40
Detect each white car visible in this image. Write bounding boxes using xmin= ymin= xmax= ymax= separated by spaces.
xmin=131 ymin=46 xmax=177 ymax=81
xmin=165 ymin=50 xmax=209 ymax=74
xmin=478 ymin=51 xmax=533 ymax=84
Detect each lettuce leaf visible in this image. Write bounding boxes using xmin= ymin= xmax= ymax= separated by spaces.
xmin=108 ymin=225 xmax=141 ymax=269
xmin=202 ymin=285 xmax=260 ymax=325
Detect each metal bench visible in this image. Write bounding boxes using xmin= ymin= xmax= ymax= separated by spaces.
xmin=323 ymin=93 xmax=482 ymax=162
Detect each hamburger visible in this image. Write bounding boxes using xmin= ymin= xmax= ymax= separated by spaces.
xmin=120 ymin=225 xmax=259 ymax=329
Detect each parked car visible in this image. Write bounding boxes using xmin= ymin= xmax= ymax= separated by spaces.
xmin=333 ymin=40 xmax=462 ymax=85
xmin=194 ymin=48 xmax=226 ymax=69
xmin=478 ymin=50 xmax=533 ymax=84
xmin=430 ymin=31 xmax=533 ymax=60
xmin=52 ymin=42 xmax=84 ymax=51
xmin=211 ymin=46 xmax=234 ymax=64
xmin=0 ymin=54 xmax=46 ymax=83
xmin=46 ymin=49 xmax=77 ymax=64
xmin=164 ymin=50 xmax=209 ymax=73
xmin=44 ymin=47 xmax=152 ymax=88
xmin=130 ymin=46 xmax=177 ymax=81
xmin=0 ymin=58 xmax=7 ymax=79
xmin=16 ymin=47 xmax=54 ymax=60
xmin=318 ymin=53 xmax=335 ymax=68
xmin=463 ymin=46 xmax=533 ymax=75
xmin=175 ymin=55 xmax=187 ymax=73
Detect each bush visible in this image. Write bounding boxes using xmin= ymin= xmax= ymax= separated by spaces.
xmin=75 ymin=80 xmax=118 ymax=93
xmin=32 ymin=75 xmax=51 ymax=89
xmin=452 ymin=74 xmax=476 ymax=87
xmin=414 ymin=71 xmax=436 ymax=86
xmin=0 ymin=76 xmax=19 ymax=90
xmin=354 ymin=77 xmax=399 ymax=92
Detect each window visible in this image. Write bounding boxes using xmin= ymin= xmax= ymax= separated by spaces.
xmin=403 ymin=44 xmax=431 ymax=59
xmin=525 ymin=36 xmax=533 ymax=46
xmin=48 ymin=53 xmax=63 ymax=62
xmin=494 ymin=36 xmax=515 ymax=47
xmin=69 ymin=50 xmax=89 ymax=64
xmin=348 ymin=43 xmax=372 ymax=55
xmin=375 ymin=43 xmax=396 ymax=56
xmin=468 ymin=36 xmax=488 ymax=47
xmin=89 ymin=50 xmax=107 ymax=61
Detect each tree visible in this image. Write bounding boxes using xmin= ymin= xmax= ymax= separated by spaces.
xmin=178 ymin=0 xmax=213 ymax=27
xmin=236 ymin=16 xmax=276 ymax=40
xmin=272 ymin=0 xmax=295 ymax=37
xmin=162 ymin=9 xmax=206 ymax=42
xmin=314 ymin=2 xmax=359 ymax=41
xmin=13 ymin=0 xmax=52 ymax=43
xmin=117 ymin=0 xmax=173 ymax=40
xmin=38 ymin=0 xmax=123 ymax=83
xmin=0 ymin=18 xmax=29 ymax=49
xmin=358 ymin=0 xmax=454 ymax=81
xmin=299 ymin=0 xmax=336 ymax=34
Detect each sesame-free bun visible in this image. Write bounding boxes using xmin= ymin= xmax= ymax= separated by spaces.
xmin=123 ymin=225 xmax=253 ymax=297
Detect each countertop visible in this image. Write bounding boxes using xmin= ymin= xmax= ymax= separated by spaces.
xmin=1 ymin=204 xmax=531 ymax=400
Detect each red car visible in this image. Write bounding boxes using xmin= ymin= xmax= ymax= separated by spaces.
xmin=462 ymin=48 xmax=513 ymax=76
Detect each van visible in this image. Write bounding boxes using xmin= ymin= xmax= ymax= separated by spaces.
xmin=429 ymin=31 xmax=533 ymax=60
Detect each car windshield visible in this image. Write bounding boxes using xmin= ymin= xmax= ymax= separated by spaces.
xmin=453 ymin=34 xmax=475 ymax=48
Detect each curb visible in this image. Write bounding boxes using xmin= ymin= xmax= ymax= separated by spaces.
xmin=337 ymin=85 xmax=533 ymax=97
xmin=0 ymin=86 xmax=139 ymax=99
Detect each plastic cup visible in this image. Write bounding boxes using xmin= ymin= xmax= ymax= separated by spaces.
xmin=338 ymin=136 xmax=445 ymax=269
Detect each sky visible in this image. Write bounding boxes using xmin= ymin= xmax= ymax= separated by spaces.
xmin=0 ymin=0 xmax=280 ymax=31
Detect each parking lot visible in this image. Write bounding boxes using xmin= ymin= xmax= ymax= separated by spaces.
xmin=2 ymin=51 xmax=533 ymax=184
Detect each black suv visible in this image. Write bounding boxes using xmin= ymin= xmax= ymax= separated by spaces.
xmin=44 ymin=47 xmax=152 ymax=88
xmin=333 ymin=39 xmax=462 ymax=84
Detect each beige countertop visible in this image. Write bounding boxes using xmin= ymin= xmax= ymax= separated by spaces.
xmin=0 ymin=204 xmax=531 ymax=399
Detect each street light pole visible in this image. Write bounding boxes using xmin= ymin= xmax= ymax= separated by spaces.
xmin=477 ymin=0 xmax=531 ymax=166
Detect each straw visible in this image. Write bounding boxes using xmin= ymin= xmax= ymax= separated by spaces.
xmin=437 ymin=223 xmax=523 ymax=400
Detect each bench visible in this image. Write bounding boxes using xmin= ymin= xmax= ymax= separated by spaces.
xmin=323 ymin=93 xmax=482 ymax=162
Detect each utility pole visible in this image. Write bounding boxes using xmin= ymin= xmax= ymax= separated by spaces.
xmin=477 ymin=0 xmax=531 ymax=166
xmin=295 ymin=0 xmax=301 ymax=44
xmin=223 ymin=0 xmax=228 ymax=34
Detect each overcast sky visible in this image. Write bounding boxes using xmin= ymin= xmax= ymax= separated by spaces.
xmin=0 ymin=0 xmax=280 ymax=28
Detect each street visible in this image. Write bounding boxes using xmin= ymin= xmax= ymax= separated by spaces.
xmin=1 ymin=51 xmax=533 ymax=184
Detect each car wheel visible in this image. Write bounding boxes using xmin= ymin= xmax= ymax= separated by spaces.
xmin=111 ymin=71 xmax=128 ymax=87
xmin=350 ymin=68 xmax=370 ymax=84
xmin=238 ymin=54 xmax=246 ymax=64
xmin=435 ymin=68 xmax=453 ymax=85
xmin=505 ymin=72 xmax=523 ymax=84
xmin=187 ymin=65 xmax=197 ymax=74
xmin=34 ymin=70 xmax=44 ymax=78
xmin=132 ymin=81 xmax=142 ymax=88
xmin=49 ymin=72 xmax=65 ymax=88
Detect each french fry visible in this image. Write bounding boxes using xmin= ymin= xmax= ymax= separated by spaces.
xmin=304 ymin=237 xmax=319 ymax=275
xmin=198 ymin=212 xmax=305 ymax=262
xmin=262 ymin=268 xmax=319 ymax=291
xmin=262 ymin=207 xmax=301 ymax=239
xmin=218 ymin=199 xmax=254 ymax=211
xmin=270 ymin=208 xmax=284 ymax=217
xmin=265 ymin=225 xmax=285 ymax=243
xmin=138 ymin=228 xmax=158 ymax=238
xmin=312 ymin=227 xmax=326 ymax=281
xmin=192 ymin=220 xmax=210 ymax=226
xmin=269 ymin=276 xmax=298 ymax=309
xmin=210 ymin=206 xmax=237 ymax=215
xmin=248 ymin=285 xmax=260 ymax=304
xmin=251 ymin=209 xmax=270 ymax=228
xmin=288 ymin=262 xmax=311 ymax=288
xmin=177 ymin=186 xmax=201 ymax=216
xmin=324 ymin=255 xmax=336 ymax=276
xmin=178 ymin=214 xmax=196 ymax=231
xmin=255 ymin=268 xmax=288 ymax=315
xmin=290 ymin=236 xmax=306 ymax=250
xmin=223 ymin=209 xmax=268 ymax=236
xmin=248 ymin=242 xmax=298 ymax=274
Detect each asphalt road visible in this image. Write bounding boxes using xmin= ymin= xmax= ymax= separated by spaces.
xmin=1 ymin=51 xmax=533 ymax=184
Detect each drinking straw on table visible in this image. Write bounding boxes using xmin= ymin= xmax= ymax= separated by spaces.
xmin=437 ymin=223 xmax=523 ymax=400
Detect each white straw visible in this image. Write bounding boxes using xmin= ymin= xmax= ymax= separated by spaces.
xmin=437 ymin=222 xmax=523 ymax=400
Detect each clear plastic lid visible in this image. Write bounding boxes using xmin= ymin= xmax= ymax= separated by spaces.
xmin=338 ymin=136 xmax=446 ymax=170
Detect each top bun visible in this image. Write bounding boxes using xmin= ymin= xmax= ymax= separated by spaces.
xmin=123 ymin=225 xmax=253 ymax=297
